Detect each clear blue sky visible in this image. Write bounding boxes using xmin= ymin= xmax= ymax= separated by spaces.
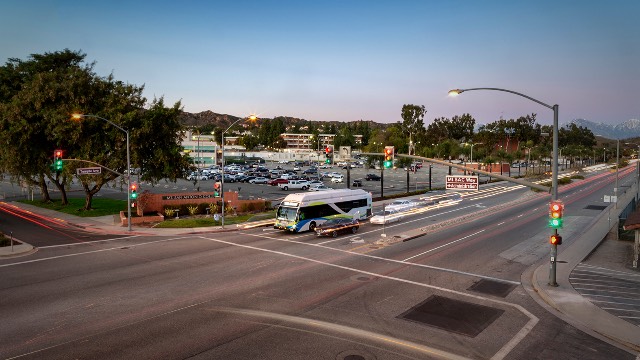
xmin=2 ymin=0 xmax=639 ymax=126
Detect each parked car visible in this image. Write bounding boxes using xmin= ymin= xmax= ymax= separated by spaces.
xmin=370 ymin=209 xmax=403 ymax=224
xmin=331 ymin=175 xmax=344 ymax=183
xmin=315 ymin=218 xmax=359 ymax=237
xmin=293 ymin=166 xmax=301 ymax=171
xmin=279 ymin=180 xmax=310 ymax=190
xmin=329 ymin=172 xmax=342 ymax=178
xmin=352 ymin=179 xmax=363 ymax=187
xmin=249 ymin=176 xmax=269 ymax=184
xmin=308 ymin=180 xmax=323 ymax=186
xmin=365 ymin=173 xmax=381 ymax=181
xmin=187 ymin=172 xmax=207 ymax=181
xmin=268 ymin=178 xmax=289 ymax=186
xmin=303 ymin=168 xmax=317 ymax=174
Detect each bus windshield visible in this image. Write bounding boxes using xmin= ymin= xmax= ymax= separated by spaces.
xmin=277 ymin=206 xmax=298 ymax=220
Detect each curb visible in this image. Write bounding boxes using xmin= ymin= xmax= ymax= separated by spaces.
xmin=0 ymin=236 xmax=37 ymax=258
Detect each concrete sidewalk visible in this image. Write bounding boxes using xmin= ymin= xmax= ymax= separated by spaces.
xmin=529 ymin=184 xmax=640 ymax=353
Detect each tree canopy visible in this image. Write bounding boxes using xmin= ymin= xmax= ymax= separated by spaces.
xmin=0 ymin=49 xmax=191 ymax=210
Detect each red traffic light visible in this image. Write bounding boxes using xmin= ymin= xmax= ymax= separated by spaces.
xmin=54 ymin=149 xmax=63 ymax=158
xmin=550 ymin=234 xmax=562 ymax=245
xmin=550 ymin=202 xmax=562 ymax=217
xmin=130 ymin=183 xmax=137 ymax=191
xmin=385 ymin=148 xmax=392 ymax=156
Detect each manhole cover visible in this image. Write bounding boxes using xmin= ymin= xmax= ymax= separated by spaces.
xmin=336 ymin=349 xmax=376 ymax=360
xmin=585 ymin=205 xmax=607 ymax=211
xmin=467 ymin=279 xmax=517 ymax=298
xmin=399 ymin=295 xmax=504 ymax=337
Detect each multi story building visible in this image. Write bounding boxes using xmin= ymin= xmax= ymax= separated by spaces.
xmin=280 ymin=133 xmax=363 ymax=150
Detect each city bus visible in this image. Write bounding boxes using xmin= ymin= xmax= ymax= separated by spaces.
xmin=274 ymin=189 xmax=372 ymax=233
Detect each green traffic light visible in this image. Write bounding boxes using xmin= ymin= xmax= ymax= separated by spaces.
xmin=130 ymin=192 xmax=138 ymax=199
xmin=549 ymin=218 xmax=562 ymax=228
xmin=55 ymin=159 xmax=63 ymax=171
xmin=325 ymin=159 xmax=331 ymax=164
xmin=383 ymin=160 xmax=392 ymax=168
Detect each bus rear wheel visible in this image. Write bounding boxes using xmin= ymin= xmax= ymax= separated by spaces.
xmin=309 ymin=222 xmax=316 ymax=231
xmin=332 ymin=231 xmax=338 ymax=238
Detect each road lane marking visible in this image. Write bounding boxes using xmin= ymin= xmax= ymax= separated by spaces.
xmin=402 ymin=230 xmax=485 ymax=262
xmin=0 ymin=236 xmax=192 ymax=268
xmin=200 ymin=235 xmax=537 ymax=360
xmin=240 ymin=232 xmax=520 ymax=286
xmin=38 ymin=235 xmax=141 ymax=248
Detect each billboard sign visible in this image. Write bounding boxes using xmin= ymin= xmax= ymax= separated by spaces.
xmin=445 ymin=175 xmax=479 ymax=190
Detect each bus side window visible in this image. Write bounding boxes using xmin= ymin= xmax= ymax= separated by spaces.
xmin=299 ymin=211 xmax=305 ymax=220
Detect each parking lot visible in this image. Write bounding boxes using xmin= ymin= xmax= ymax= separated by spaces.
xmin=1 ymin=161 xmax=487 ymax=204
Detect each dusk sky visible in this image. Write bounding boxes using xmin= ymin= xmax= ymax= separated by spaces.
xmin=2 ymin=1 xmax=639 ymax=126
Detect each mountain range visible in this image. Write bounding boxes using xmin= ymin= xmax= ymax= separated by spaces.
xmin=179 ymin=110 xmax=640 ymax=141
xmin=566 ymin=118 xmax=640 ymax=140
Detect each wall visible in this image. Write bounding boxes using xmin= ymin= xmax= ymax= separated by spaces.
xmin=135 ymin=191 xmax=266 ymax=216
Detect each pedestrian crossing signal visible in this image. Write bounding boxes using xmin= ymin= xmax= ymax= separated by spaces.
xmin=550 ymin=234 xmax=562 ymax=245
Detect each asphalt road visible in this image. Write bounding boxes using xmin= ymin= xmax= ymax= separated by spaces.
xmin=1 ymin=167 xmax=637 ymax=359
xmin=0 ymin=202 xmax=129 ymax=247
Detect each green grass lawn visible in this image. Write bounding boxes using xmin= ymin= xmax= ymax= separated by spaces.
xmin=19 ymin=198 xmax=127 ymax=217
xmin=154 ymin=210 xmax=276 ymax=228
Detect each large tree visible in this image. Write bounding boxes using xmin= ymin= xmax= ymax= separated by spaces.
xmin=0 ymin=49 xmax=90 ymax=203
xmin=400 ymin=104 xmax=426 ymax=154
xmin=0 ymin=49 xmax=191 ymax=211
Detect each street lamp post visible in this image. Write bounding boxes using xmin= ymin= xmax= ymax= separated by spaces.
xmin=597 ymin=136 xmax=620 ymax=207
xmin=470 ymin=142 xmax=482 ymax=166
xmin=72 ymin=114 xmax=132 ymax=231
xmin=449 ymin=87 xmax=560 ymax=286
xmin=221 ymin=115 xmax=257 ymax=228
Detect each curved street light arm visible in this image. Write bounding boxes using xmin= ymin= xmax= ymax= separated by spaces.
xmin=450 ymin=88 xmax=555 ymax=110
xmin=73 ymin=114 xmax=128 ymax=134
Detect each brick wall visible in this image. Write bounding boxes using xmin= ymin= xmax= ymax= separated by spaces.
xmin=135 ymin=191 xmax=266 ymax=216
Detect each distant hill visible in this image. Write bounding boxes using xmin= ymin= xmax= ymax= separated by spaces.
xmin=178 ymin=110 xmax=388 ymax=131
xmin=565 ymin=118 xmax=640 ymax=140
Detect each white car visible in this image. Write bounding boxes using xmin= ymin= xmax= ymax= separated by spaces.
xmin=293 ymin=166 xmax=301 ymax=171
xmin=385 ymin=199 xmax=414 ymax=211
xmin=331 ymin=175 xmax=344 ymax=183
xmin=308 ymin=180 xmax=323 ymax=186
xmin=370 ymin=209 xmax=403 ymax=224
xmin=329 ymin=172 xmax=342 ymax=178
xmin=249 ymin=177 xmax=268 ymax=184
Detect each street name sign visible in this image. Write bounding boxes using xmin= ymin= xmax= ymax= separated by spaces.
xmin=445 ymin=175 xmax=479 ymax=190
xmin=76 ymin=167 xmax=102 ymax=175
